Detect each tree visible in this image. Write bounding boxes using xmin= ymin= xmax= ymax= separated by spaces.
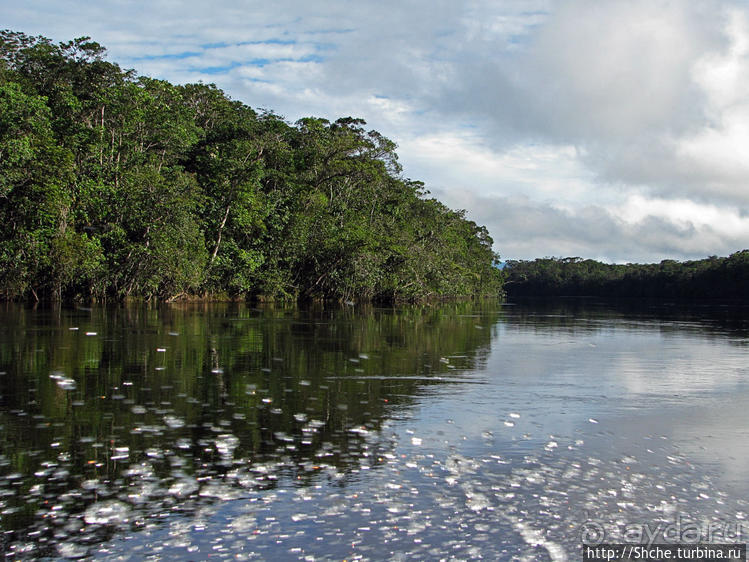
xmin=0 ymin=30 xmax=504 ymax=302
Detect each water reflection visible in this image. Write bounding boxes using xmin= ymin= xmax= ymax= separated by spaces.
xmin=506 ymin=297 xmax=749 ymax=341
xmin=0 ymin=302 xmax=497 ymax=558
xmin=2 ymin=300 xmax=749 ymax=559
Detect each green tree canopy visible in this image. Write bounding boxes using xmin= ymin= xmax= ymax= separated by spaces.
xmin=0 ymin=30 xmax=503 ymax=302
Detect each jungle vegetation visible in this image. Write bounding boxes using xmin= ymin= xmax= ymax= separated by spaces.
xmin=504 ymin=251 xmax=749 ymax=299
xmin=0 ymin=31 xmax=502 ymax=302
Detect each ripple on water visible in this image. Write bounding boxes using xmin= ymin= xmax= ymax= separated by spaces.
xmin=83 ymin=500 xmax=131 ymax=525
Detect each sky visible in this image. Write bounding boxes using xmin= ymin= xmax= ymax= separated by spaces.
xmin=5 ymin=0 xmax=749 ymax=263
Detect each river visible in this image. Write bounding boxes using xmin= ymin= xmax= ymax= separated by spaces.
xmin=1 ymin=299 xmax=749 ymax=560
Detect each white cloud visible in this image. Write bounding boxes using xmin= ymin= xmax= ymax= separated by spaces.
xmin=400 ymin=133 xmax=597 ymax=203
xmin=668 ymin=9 xmax=749 ymax=203
xmin=617 ymin=194 xmax=749 ymax=238
xmin=433 ymin=191 xmax=749 ymax=262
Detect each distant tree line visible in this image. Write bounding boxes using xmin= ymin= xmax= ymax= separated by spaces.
xmin=0 ymin=31 xmax=502 ymax=302
xmin=504 ymin=251 xmax=749 ymax=299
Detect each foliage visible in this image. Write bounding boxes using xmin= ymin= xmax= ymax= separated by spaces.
xmin=504 ymin=252 xmax=749 ymax=299
xmin=0 ymin=30 xmax=502 ymax=302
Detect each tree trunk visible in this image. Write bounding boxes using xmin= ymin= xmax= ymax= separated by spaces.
xmin=210 ymin=204 xmax=232 ymax=266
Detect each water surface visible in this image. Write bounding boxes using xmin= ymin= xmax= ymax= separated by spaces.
xmin=1 ymin=300 xmax=749 ymax=560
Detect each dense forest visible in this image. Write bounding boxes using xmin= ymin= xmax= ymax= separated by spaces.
xmin=0 ymin=31 xmax=502 ymax=302
xmin=504 ymin=251 xmax=749 ymax=299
